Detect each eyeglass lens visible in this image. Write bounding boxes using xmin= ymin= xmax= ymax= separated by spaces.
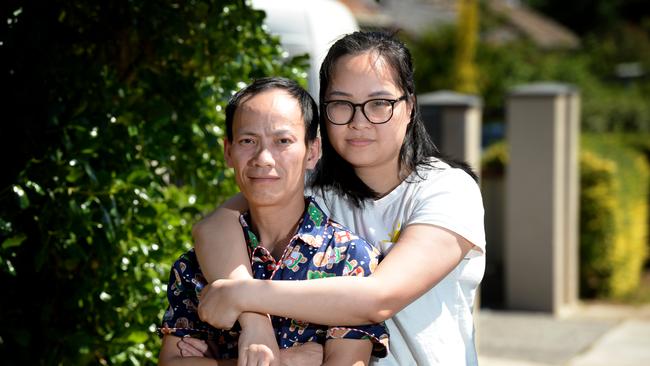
xmin=327 ymin=99 xmax=395 ymax=124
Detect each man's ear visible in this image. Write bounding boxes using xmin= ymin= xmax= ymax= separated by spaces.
xmin=223 ymin=138 xmax=233 ymax=168
xmin=306 ymin=137 xmax=321 ymax=170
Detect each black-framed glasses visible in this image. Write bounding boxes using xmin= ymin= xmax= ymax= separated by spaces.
xmin=323 ymin=94 xmax=409 ymax=125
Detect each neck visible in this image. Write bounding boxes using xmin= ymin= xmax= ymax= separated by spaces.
xmin=248 ymin=194 xmax=306 ymax=256
xmin=354 ymin=157 xmax=411 ymax=198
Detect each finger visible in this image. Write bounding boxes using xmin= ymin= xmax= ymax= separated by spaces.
xmin=180 ymin=346 xmax=198 ymax=358
xmin=249 ymin=353 xmax=265 ymax=366
xmin=198 ymin=285 xmax=206 ymax=301
xmin=238 ymin=348 xmax=248 ymax=366
xmin=178 ymin=338 xmax=202 ymax=354
xmin=179 ymin=344 xmax=202 ymax=357
xmin=244 ymin=348 xmax=263 ymax=366
xmin=259 ymin=356 xmax=272 ymax=366
xmin=182 ymin=337 xmax=209 ymax=353
xmin=178 ymin=339 xmax=203 ymax=357
xmin=197 ymin=302 xmax=207 ymax=322
xmin=250 ymin=345 xmax=273 ymax=366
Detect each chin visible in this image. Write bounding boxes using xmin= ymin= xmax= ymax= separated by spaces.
xmin=247 ymin=194 xmax=280 ymax=207
xmin=342 ymin=155 xmax=376 ymax=168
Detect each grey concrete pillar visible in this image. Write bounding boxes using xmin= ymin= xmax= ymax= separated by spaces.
xmin=563 ymin=91 xmax=581 ymax=311
xmin=418 ymin=91 xmax=482 ymax=173
xmin=505 ymin=83 xmax=580 ymax=314
xmin=418 ymin=90 xmax=483 ymax=341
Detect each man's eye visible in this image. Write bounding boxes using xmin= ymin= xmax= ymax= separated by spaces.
xmin=278 ymin=138 xmax=292 ymax=144
xmin=239 ymin=138 xmax=254 ymax=145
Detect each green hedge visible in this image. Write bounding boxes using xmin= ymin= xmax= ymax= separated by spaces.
xmin=406 ymin=20 xmax=650 ymax=132
xmin=481 ymin=135 xmax=650 ymax=299
xmin=580 ymin=135 xmax=650 ymax=298
xmin=0 ymin=1 xmax=307 ymax=365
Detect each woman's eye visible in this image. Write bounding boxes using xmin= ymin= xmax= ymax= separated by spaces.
xmin=371 ymin=100 xmax=390 ymax=108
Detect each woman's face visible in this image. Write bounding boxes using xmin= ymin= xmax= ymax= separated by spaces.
xmin=324 ymin=51 xmax=412 ymax=178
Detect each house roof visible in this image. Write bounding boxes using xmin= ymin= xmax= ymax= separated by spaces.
xmin=337 ymin=0 xmax=394 ymax=29
xmin=339 ymin=0 xmax=580 ymax=49
xmin=487 ymin=0 xmax=579 ymax=49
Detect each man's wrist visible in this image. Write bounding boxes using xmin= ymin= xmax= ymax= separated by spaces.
xmin=239 ymin=311 xmax=271 ymax=328
xmin=236 ymin=280 xmax=270 ymax=328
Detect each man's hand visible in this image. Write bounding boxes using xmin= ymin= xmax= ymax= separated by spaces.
xmin=239 ymin=343 xmax=276 ymax=366
xmin=238 ymin=342 xmax=324 ymax=366
xmin=237 ymin=313 xmax=280 ymax=366
xmin=178 ymin=337 xmax=211 ymax=358
xmin=279 ymin=343 xmax=323 ymax=366
xmin=198 ymin=279 xmax=243 ymax=329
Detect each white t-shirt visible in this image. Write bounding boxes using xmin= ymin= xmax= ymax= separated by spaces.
xmin=310 ymin=159 xmax=486 ymax=366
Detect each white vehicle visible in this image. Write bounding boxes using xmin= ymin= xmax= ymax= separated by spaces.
xmin=250 ymin=0 xmax=359 ymax=100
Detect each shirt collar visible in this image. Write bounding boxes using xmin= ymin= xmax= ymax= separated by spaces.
xmin=239 ymin=196 xmax=330 ymax=250
xmin=293 ymin=196 xmax=330 ymax=248
xmin=239 ymin=212 xmax=259 ymax=250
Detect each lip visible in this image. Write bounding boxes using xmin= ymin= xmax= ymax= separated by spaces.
xmin=248 ymin=176 xmax=280 ymax=182
xmin=346 ymin=138 xmax=374 ymax=147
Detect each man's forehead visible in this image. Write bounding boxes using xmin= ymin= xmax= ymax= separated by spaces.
xmin=240 ymin=88 xmax=299 ymax=110
xmin=234 ymin=89 xmax=304 ymax=131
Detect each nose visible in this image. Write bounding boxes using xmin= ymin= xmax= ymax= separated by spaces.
xmin=348 ymin=105 xmax=372 ymax=129
xmin=252 ymin=144 xmax=274 ymax=167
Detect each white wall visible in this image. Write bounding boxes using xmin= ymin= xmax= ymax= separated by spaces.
xmin=250 ymin=0 xmax=359 ymax=100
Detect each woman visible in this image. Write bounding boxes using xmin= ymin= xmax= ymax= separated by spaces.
xmin=194 ymin=31 xmax=485 ymax=365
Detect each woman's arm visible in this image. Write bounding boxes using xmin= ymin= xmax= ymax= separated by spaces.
xmin=193 ymin=194 xmax=281 ymax=365
xmin=193 ymin=193 xmax=250 ymax=282
xmin=202 ymin=223 xmax=475 ymax=327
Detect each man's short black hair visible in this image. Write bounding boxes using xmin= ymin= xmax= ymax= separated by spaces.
xmin=225 ymin=77 xmax=318 ymax=144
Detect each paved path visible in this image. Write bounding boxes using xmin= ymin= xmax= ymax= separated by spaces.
xmin=477 ymin=303 xmax=650 ymax=366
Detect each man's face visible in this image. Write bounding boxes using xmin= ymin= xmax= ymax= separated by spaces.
xmin=224 ymin=89 xmax=319 ymax=208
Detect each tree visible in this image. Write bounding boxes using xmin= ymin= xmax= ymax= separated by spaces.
xmin=524 ymin=0 xmax=649 ymax=36
xmin=0 ymin=1 xmax=307 ymax=364
xmin=452 ymin=0 xmax=479 ymax=94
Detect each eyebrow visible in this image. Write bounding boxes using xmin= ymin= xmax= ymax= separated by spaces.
xmin=235 ymin=128 xmax=298 ymax=137
xmin=327 ymin=90 xmax=396 ymax=98
xmin=271 ymin=129 xmax=297 ymax=136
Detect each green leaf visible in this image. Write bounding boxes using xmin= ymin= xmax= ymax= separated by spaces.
xmin=2 ymin=0 xmax=303 ymax=364
xmin=12 ymin=185 xmax=30 ymax=209
xmin=2 ymin=234 xmax=26 ymax=249
xmin=126 ymin=331 xmax=149 ymax=344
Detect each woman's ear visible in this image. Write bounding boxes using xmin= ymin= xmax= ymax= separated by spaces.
xmin=407 ymin=95 xmax=415 ymax=121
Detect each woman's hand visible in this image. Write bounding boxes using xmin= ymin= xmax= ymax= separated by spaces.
xmin=198 ymin=279 xmax=245 ymax=329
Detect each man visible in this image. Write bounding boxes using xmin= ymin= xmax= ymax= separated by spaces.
xmin=158 ymin=77 xmax=388 ymax=366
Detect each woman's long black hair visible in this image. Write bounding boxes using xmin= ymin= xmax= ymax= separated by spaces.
xmin=310 ymin=31 xmax=477 ymax=207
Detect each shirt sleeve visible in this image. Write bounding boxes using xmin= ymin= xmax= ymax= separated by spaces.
xmin=324 ymin=232 xmax=389 ymax=358
xmin=158 ymin=251 xmax=218 ymax=340
xmin=408 ymin=167 xmax=486 ymax=256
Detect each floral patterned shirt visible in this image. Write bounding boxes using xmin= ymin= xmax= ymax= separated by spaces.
xmin=159 ymin=197 xmax=389 ymax=359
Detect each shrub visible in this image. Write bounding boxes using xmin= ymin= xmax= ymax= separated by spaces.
xmin=481 ymin=140 xmax=508 ymax=177
xmin=580 ymin=135 xmax=650 ymax=298
xmin=0 ymin=1 xmax=307 ymax=364
xmin=480 ymin=135 xmax=650 ymax=299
